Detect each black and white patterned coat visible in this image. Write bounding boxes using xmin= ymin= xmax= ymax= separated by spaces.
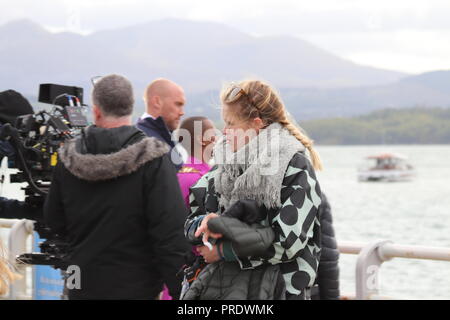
xmin=185 ymin=151 xmax=322 ymax=299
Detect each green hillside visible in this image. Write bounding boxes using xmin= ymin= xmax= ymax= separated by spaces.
xmin=300 ymin=107 xmax=450 ymax=145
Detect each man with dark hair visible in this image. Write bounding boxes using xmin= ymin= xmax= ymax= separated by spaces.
xmin=44 ymin=74 xmax=189 ymax=300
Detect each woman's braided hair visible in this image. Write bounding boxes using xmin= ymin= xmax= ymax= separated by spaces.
xmin=220 ymin=79 xmax=323 ymax=171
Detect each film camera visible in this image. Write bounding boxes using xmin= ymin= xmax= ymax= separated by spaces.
xmin=0 ymin=83 xmax=88 ymax=269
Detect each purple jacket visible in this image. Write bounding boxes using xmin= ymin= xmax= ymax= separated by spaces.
xmin=177 ymin=156 xmax=211 ymax=206
xmin=161 ymin=156 xmax=210 ymax=300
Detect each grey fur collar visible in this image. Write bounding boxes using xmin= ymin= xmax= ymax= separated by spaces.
xmin=59 ymin=137 xmax=169 ymax=181
xmin=213 ymin=122 xmax=305 ymax=210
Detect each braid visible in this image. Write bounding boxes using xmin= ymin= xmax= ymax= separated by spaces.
xmin=279 ymin=117 xmax=323 ymax=171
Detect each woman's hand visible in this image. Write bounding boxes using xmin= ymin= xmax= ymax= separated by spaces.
xmin=195 ymin=213 xmax=222 ymax=245
xmin=197 ymin=245 xmax=221 ymax=264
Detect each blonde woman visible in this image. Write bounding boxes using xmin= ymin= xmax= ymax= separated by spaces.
xmin=184 ymin=80 xmax=323 ymax=300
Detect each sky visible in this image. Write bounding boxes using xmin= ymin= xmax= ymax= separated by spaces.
xmin=1 ymin=0 xmax=450 ymax=74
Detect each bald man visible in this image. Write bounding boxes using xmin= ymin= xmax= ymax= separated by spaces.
xmin=137 ymin=78 xmax=186 ymax=169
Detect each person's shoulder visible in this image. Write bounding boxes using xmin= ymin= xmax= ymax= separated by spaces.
xmin=145 ymin=151 xmax=173 ymax=169
xmin=136 ymin=118 xmax=157 ymax=134
xmin=286 ymin=151 xmax=313 ymax=172
xmin=282 ymin=151 xmax=319 ymax=189
xmin=187 ymin=165 xmax=216 ymax=192
xmin=58 ymin=136 xmax=170 ymax=182
xmin=208 ymin=164 xmax=219 ymax=173
xmin=202 ymin=165 xmax=218 ymax=182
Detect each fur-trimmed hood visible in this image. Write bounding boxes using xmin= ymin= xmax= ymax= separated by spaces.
xmin=59 ymin=125 xmax=169 ymax=181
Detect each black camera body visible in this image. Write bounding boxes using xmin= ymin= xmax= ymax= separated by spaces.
xmin=1 ymin=83 xmax=88 ymax=269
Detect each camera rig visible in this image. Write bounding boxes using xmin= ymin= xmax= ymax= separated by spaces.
xmin=0 ymin=83 xmax=88 ymax=269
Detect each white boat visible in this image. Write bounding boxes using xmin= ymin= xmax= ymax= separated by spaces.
xmin=358 ymin=153 xmax=416 ymax=182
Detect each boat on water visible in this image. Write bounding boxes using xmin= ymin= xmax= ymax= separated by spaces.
xmin=358 ymin=153 xmax=416 ymax=182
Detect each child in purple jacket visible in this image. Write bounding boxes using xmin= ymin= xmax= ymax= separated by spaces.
xmin=161 ymin=116 xmax=217 ymax=300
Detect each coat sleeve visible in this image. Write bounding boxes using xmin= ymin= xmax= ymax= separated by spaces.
xmin=316 ymin=193 xmax=340 ymax=300
xmin=0 ymin=197 xmax=42 ymax=220
xmin=208 ymin=216 xmax=275 ymax=258
xmin=44 ymin=162 xmax=67 ymax=236
xmin=184 ymin=170 xmax=217 ymax=245
xmin=237 ymin=154 xmax=323 ymax=269
xmin=144 ymin=154 xmax=190 ymax=299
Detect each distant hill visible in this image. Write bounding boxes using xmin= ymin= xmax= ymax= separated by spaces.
xmin=0 ymin=18 xmax=407 ymax=117
xmin=0 ymin=19 xmax=406 ymax=93
xmin=188 ymin=70 xmax=450 ymax=121
xmin=287 ymin=70 xmax=450 ymax=119
xmin=397 ymin=70 xmax=450 ymax=93
xmin=187 ymin=70 xmax=450 ymax=121
xmin=3 ymin=19 xmax=449 ymax=122
xmin=300 ymin=107 xmax=450 ymax=145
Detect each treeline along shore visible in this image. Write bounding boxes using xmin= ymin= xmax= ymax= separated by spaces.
xmin=299 ymin=107 xmax=450 ymax=145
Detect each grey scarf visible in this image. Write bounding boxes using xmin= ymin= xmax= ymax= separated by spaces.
xmin=213 ymin=122 xmax=306 ymax=211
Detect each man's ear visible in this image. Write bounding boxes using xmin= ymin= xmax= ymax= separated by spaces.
xmin=92 ymin=104 xmax=102 ymax=121
xmin=152 ymin=96 xmax=162 ymax=112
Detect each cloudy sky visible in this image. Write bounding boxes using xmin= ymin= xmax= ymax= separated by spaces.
xmin=2 ymin=0 xmax=450 ymax=74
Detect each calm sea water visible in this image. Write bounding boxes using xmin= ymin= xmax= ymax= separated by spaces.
xmin=1 ymin=145 xmax=449 ymax=299
xmin=315 ymin=145 xmax=450 ymax=299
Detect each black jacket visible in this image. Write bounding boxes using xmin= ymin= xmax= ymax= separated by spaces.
xmin=183 ymin=201 xmax=284 ymax=300
xmin=44 ymin=125 xmax=190 ymax=300
xmin=312 ymin=193 xmax=340 ymax=300
xmin=0 ymin=197 xmax=41 ymax=220
xmin=136 ymin=116 xmax=183 ymax=170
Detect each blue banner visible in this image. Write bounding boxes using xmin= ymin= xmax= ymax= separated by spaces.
xmin=32 ymin=233 xmax=64 ymax=300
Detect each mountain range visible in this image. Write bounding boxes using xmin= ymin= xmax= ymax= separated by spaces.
xmin=1 ymin=18 xmax=449 ymax=120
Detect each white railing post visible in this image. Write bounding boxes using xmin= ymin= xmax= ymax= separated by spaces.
xmin=355 ymin=240 xmax=393 ymax=300
xmin=8 ymin=219 xmax=34 ymax=300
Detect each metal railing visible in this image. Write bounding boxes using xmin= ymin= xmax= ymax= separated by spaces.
xmin=2 ymin=219 xmax=450 ymax=300
xmin=338 ymin=240 xmax=450 ymax=300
